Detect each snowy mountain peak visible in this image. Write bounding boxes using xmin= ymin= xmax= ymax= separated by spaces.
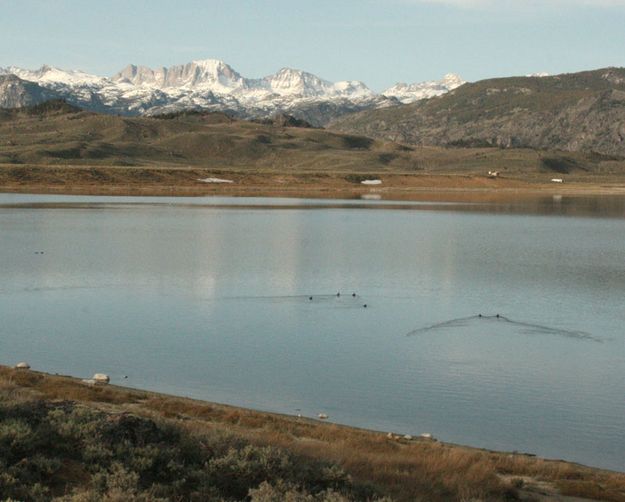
xmin=264 ymin=68 xmax=333 ymax=97
xmin=2 ymin=58 xmax=465 ymax=125
xmin=112 ymin=59 xmax=244 ymax=91
xmin=191 ymin=58 xmax=230 ymax=69
xmin=383 ymin=74 xmax=466 ymax=104
xmin=113 ymin=64 xmax=170 ymax=87
xmin=6 ymin=65 xmax=106 ymax=86
xmin=185 ymin=59 xmax=243 ymax=88
xmin=332 ymin=80 xmax=375 ymax=99
xmin=441 ymin=73 xmax=464 ymax=86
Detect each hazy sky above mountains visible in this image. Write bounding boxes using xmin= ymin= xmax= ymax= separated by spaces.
xmin=2 ymin=0 xmax=625 ymax=90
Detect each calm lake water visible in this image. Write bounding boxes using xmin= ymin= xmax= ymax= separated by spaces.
xmin=1 ymin=193 xmax=624 ymax=472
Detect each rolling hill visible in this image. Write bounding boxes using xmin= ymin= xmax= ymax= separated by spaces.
xmin=2 ymin=99 xmax=625 ymax=196
xmin=330 ymin=68 xmax=625 ymax=158
xmin=0 ymin=100 xmax=420 ymax=171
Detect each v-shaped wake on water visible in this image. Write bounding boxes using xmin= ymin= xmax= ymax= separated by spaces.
xmin=405 ymin=314 xmax=601 ymax=342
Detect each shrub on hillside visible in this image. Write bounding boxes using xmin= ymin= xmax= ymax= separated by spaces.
xmin=0 ymin=400 xmax=384 ymax=502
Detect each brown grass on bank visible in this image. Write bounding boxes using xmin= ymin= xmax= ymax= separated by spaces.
xmin=2 ymin=366 xmax=625 ymax=502
xmin=0 ymin=366 xmax=142 ymax=404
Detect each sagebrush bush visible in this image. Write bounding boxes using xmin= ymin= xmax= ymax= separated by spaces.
xmin=0 ymin=400 xmax=380 ymax=502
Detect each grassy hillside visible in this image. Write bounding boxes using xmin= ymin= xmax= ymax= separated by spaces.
xmin=0 ymin=101 xmax=419 ymax=172
xmin=1 ymin=366 xmax=625 ymax=501
xmin=330 ymin=68 xmax=625 ymax=157
xmin=2 ymin=99 xmax=624 ymax=174
xmin=2 ymin=100 xmax=625 ymax=196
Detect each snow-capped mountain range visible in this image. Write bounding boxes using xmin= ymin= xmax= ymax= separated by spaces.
xmin=0 ymin=59 xmax=464 ymax=125
xmin=383 ymin=73 xmax=464 ymax=104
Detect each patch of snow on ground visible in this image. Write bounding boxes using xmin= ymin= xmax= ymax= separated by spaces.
xmin=361 ymin=179 xmax=382 ymax=185
xmin=197 ymin=177 xmax=234 ymax=183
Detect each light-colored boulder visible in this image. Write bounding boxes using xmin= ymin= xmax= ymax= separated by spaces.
xmin=92 ymin=373 xmax=110 ymax=384
xmin=15 ymin=362 xmax=30 ymax=369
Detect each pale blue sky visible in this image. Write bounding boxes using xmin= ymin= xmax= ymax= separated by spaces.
xmin=2 ymin=0 xmax=625 ymax=90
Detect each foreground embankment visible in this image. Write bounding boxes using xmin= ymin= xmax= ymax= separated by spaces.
xmin=1 ymin=365 xmax=624 ymax=501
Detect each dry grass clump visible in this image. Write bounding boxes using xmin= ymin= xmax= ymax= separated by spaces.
xmin=104 ymin=390 xmax=625 ymax=501
xmin=0 ymin=376 xmax=385 ymax=501
xmin=0 ymin=367 xmax=140 ymax=405
xmin=2 ymin=366 xmax=625 ymax=502
xmin=493 ymin=454 xmax=625 ymax=501
xmin=136 ymin=395 xmax=510 ymax=501
xmin=556 ymin=480 xmax=625 ymax=502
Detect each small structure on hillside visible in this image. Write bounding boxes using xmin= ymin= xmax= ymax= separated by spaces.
xmin=15 ymin=362 xmax=30 ymax=370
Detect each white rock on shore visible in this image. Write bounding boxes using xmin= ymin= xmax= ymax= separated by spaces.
xmin=92 ymin=373 xmax=110 ymax=384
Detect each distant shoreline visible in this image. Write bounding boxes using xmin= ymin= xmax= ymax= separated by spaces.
xmin=2 ymin=165 xmax=625 ymax=200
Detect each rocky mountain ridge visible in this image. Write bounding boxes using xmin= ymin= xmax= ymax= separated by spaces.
xmin=0 ymin=59 xmax=464 ymax=126
xmin=0 ymin=74 xmax=59 ymax=109
xmin=330 ymin=67 xmax=625 ymax=157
